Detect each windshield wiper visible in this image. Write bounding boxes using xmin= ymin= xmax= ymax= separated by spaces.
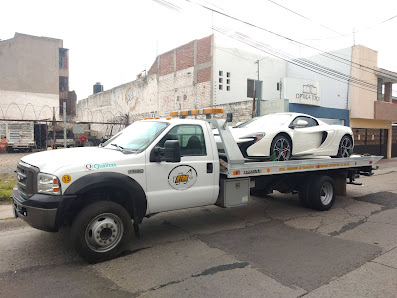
xmin=110 ymin=143 xmax=124 ymax=151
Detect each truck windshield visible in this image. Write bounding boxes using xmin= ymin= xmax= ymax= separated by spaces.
xmin=103 ymin=121 xmax=168 ymax=152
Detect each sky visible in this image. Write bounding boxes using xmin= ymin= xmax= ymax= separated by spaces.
xmin=1 ymin=0 xmax=397 ymax=100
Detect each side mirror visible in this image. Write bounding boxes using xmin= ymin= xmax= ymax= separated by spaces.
xmin=164 ymin=140 xmax=181 ymax=162
xmin=296 ymin=119 xmax=308 ymax=127
xmin=291 ymin=119 xmax=308 ymax=128
xmin=226 ymin=112 xmax=233 ymax=123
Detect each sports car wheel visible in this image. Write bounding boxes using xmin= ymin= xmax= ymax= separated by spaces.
xmin=270 ymin=135 xmax=291 ymax=161
xmin=336 ymin=135 xmax=353 ymax=158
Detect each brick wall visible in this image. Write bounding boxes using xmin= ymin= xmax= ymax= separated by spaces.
xmin=374 ymin=101 xmax=397 ymax=121
xmin=197 ymin=35 xmax=211 ymax=65
xmin=148 ymin=58 xmax=158 ymax=76
xmin=159 ymin=51 xmax=174 ymax=76
xmin=176 ymin=42 xmax=194 ymax=71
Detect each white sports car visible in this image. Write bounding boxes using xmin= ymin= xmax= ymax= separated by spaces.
xmin=215 ymin=113 xmax=354 ymax=161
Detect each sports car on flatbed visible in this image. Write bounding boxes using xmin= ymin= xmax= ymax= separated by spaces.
xmin=214 ymin=113 xmax=353 ymax=161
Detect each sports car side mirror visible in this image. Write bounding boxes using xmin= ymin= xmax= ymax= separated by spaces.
xmin=290 ymin=119 xmax=308 ymax=128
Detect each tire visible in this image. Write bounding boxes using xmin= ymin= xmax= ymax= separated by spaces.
xmin=270 ymin=135 xmax=292 ymax=161
xmin=336 ymin=135 xmax=353 ymax=158
xmin=307 ymin=176 xmax=336 ymax=211
xmin=71 ymin=201 xmax=133 ymax=263
xmin=299 ymin=179 xmax=312 ymax=208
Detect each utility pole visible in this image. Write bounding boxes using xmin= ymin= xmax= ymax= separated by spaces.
xmin=63 ymin=102 xmax=67 ymax=148
xmin=252 ymin=60 xmax=260 ymax=117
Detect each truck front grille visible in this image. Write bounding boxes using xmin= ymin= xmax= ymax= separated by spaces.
xmin=16 ymin=161 xmax=39 ymax=201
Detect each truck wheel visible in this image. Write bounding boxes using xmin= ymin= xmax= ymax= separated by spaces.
xmin=299 ymin=179 xmax=312 ymax=208
xmin=71 ymin=201 xmax=133 ymax=263
xmin=308 ymin=176 xmax=336 ymax=211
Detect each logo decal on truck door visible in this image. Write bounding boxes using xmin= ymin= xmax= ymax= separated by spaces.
xmin=168 ymin=165 xmax=198 ymax=190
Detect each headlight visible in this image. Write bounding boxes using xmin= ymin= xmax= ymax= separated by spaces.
xmin=38 ymin=173 xmax=61 ymax=195
xmin=241 ymin=133 xmax=266 ymax=143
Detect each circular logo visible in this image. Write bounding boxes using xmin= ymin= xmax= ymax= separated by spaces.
xmin=168 ymin=165 xmax=198 ymax=190
xmin=62 ymin=175 xmax=72 ymax=183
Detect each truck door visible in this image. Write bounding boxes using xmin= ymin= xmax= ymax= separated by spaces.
xmin=145 ymin=124 xmax=219 ymax=214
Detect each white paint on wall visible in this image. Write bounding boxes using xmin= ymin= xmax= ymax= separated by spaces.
xmin=0 ymin=90 xmax=59 ymax=120
xmin=212 ymin=44 xmax=286 ymax=105
xmin=283 ymin=78 xmax=321 ymax=106
xmin=286 ymin=47 xmax=351 ymax=110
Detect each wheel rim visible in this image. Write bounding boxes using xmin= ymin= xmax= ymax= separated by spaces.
xmin=85 ymin=213 xmax=124 ymax=253
xmin=273 ymin=137 xmax=291 ymax=161
xmin=340 ymin=137 xmax=352 ymax=157
xmin=320 ymin=182 xmax=333 ymax=205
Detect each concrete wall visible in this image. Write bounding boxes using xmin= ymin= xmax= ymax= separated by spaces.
xmin=78 ymin=35 xmax=214 ymax=123
xmin=0 ymin=90 xmax=59 ymax=120
xmin=0 ymin=33 xmax=62 ymax=94
xmin=213 ymin=45 xmax=286 ymax=105
xmin=287 ymin=47 xmax=351 ymax=110
xmin=349 ymin=45 xmax=378 ymax=119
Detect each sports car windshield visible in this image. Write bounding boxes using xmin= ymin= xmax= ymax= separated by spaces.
xmin=236 ymin=114 xmax=292 ymax=129
xmin=102 ymin=121 xmax=168 ymax=152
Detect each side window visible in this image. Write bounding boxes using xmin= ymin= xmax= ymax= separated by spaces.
xmin=157 ymin=125 xmax=206 ymax=156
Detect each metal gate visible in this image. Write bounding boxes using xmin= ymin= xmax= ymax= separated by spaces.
xmin=352 ymin=128 xmax=388 ymax=158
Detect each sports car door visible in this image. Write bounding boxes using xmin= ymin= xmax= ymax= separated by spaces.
xmin=145 ymin=124 xmax=219 ymax=214
xmin=291 ymin=116 xmax=327 ymax=154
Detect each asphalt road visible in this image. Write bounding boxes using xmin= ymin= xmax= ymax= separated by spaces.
xmin=1 ymin=161 xmax=397 ymax=297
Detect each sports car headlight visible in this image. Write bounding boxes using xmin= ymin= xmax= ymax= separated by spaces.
xmin=38 ymin=173 xmax=61 ymax=195
xmin=241 ymin=133 xmax=266 ymax=143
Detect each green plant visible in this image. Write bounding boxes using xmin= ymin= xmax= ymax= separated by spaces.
xmin=0 ymin=174 xmax=16 ymax=202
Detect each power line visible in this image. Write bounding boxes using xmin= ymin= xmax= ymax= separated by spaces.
xmin=267 ymin=0 xmax=345 ymax=37
xmin=213 ymin=26 xmax=380 ymax=95
xmin=183 ymin=0 xmax=397 ymax=81
xmin=305 ymin=12 xmax=397 ymax=41
xmin=154 ymin=0 xmax=397 ymax=95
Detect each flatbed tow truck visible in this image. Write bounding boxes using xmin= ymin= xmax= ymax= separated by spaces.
xmin=12 ymin=109 xmax=382 ymax=262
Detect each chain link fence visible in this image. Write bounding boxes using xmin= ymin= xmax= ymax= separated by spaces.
xmin=0 ymin=119 xmax=127 ymax=174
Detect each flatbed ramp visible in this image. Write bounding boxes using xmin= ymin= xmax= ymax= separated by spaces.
xmin=223 ymin=155 xmax=383 ymax=178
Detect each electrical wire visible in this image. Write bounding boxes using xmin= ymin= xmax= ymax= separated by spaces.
xmin=267 ymin=0 xmax=345 ymax=37
xmin=153 ymin=0 xmax=397 ymax=95
xmin=183 ymin=0 xmax=397 ymax=81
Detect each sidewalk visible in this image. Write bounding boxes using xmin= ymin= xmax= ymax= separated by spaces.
xmin=0 ymin=204 xmax=14 ymax=220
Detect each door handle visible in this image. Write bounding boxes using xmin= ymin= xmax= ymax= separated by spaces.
xmin=207 ymin=163 xmax=213 ymax=173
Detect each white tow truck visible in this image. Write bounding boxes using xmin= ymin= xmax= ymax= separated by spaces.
xmin=12 ymin=109 xmax=382 ymax=262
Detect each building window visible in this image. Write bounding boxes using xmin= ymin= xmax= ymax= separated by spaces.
xmin=227 ymin=72 xmax=230 ymax=77
xmin=227 ymin=79 xmax=230 ymax=84
xmin=219 ymin=71 xmax=223 ymax=76
xmin=219 ymin=78 xmax=223 ymax=83
xmin=219 ymin=85 xmax=223 ymax=90
xmin=227 ymin=86 xmax=230 ymax=91
xmin=247 ymin=79 xmax=263 ymax=98
xmin=59 ymin=76 xmax=68 ymax=92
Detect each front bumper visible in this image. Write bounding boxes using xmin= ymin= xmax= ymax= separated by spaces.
xmin=12 ymin=186 xmax=75 ymax=232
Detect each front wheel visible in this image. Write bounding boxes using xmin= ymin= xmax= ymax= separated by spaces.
xmin=71 ymin=201 xmax=133 ymax=263
xmin=270 ymin=135 xmax=292 ymax=161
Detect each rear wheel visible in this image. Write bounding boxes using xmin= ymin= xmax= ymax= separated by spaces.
xmin=270 ymin=135 xmax=291 ymax=161
xmin=299 ymin=179 xmax=312 ymax=208
xmin=71 ymin=201 xmax=133 ymax=263
xmin=307 ymin=175 xmax=336 ymax=211
xmin=336 ymin=135 xmax=353 ymax=158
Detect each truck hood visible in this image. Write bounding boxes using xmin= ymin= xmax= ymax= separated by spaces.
xmin=21 ymin=147 xmax=125 ymax=173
